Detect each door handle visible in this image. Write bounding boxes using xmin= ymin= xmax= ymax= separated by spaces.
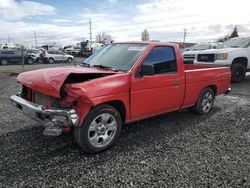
xmin=172 ymin=81 xmax=180 ymax=87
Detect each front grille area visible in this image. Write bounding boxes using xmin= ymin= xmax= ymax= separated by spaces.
xmin=22 ymin=85 xmax=34 ymax=102
xmin=197 ymin=54 xmax=215 ymax=62
xmin=34 ymin=91 xmax=52 ymax=108
xmin=21 ymin=85 xmax=68 ymax=108
xmin=183 ymin=54 xmax=195 ymax=59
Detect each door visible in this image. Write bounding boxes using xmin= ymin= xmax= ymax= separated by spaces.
xmin=13 ymin=51 xmax=22 ymax=62
xmin=7 ymin=51 xmax=17 ymax=62
xmin=52 ymin=51 xmax=60 ymax=61
xmin=130 ymin=46 xmax=185 ymax=120
xmin=58 ymin=51 xmax=66 ymax=61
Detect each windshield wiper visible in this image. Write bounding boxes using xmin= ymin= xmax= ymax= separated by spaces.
xmin=230 ymin=46 xmax=240 ymax=48
xmin=93 ymin=64 xmax=120 ymax=72
xmin=81 ymin=62 xmax=91 ymax=67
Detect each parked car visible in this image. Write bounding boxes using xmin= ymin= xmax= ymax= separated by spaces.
xmin=65 ymin=48 xmax=82 ymax=57
xmin=10 ymin=42 xmax=231 ymax=153
xmin=194 ymin=37 xmax=250 ymax=82
xmin=0 ymin=50 xmax=36 ymax=65
xmin=183 ymin=42 xmax=219 ymax=64
xmin=26 ymin=49 xmax=44 ymax=58
xmin=45 ymin=50 xmax=74 ymax=64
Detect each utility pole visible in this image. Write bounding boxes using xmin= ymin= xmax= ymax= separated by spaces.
xmin=89 ymin=17 xmax=92 ymax=42
xmin=183 ymin=29 xmax=187 ymax=48
xmin=8 ymin=36 xmax=10 ymax=44
xmin=21 ymin=46 xmax=24 ymax=71
xmin=34 ymin=31 xmax=37 ymax=46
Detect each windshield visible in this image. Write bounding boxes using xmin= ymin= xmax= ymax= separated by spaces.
xmin=218 ymin=37 xmax=250 ymax=49
xmin=189 ymin=44 xmax=212 ymax=51
xmin=82 ymin=43 xmax=148 ymax=71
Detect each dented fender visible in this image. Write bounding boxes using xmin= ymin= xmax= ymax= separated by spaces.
xmin=63 ymin=73 xmax=131 ymax=125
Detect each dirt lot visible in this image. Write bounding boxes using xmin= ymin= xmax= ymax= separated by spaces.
xmin=0 ymin=74 xmax=250 ymax=187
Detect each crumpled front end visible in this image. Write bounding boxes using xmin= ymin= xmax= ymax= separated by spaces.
xmin=10 ymin=84 xmax=82 ymax=136
xmin=11 ymin=67 xmax=129 ymax=135
xmin=11 ymin=94 xmax=79 ymax=124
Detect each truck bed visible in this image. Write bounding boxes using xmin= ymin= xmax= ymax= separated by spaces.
xmin=182 ymin=64 xmax=231 ymax=109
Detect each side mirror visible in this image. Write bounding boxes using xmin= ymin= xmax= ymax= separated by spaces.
xmin=140 ymin=64 xmax=154 ymax=76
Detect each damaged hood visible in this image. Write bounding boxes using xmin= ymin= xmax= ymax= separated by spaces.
xmin=17 ymin=66 xmax=118 ymax=98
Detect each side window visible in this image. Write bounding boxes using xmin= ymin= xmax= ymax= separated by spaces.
xmin=143 ymin=46 xmax=177 ymax=74
xmin=5 ymin=51 xmax=14 ymax=54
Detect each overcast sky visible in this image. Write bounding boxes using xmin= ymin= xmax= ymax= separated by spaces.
xmin=0 ymin=0 xmax=250 ymax=46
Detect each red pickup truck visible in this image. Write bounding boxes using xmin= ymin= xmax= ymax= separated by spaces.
xmin=11 ymin=42 xmax=231 ymax=153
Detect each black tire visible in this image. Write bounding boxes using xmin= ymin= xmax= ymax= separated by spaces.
xmin=26 ymin=57 xmax=34 ymax=65
xmin=193 ymin=87 xmax=215 ymax=115
xmin=231 ymin=63 xmax=246 ymax=83
xmin=1 ymin=59 xmax=8 ymax=65
xmin=74 ymin=104 xmax=122 ymax=153
xmin=67 ymin=57 xmax=73 ymax=63
xmin=48 ymin=57 xmax=55 ymax=64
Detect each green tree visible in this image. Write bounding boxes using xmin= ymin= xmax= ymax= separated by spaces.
xmin=229 ymin=26 xmax=239 ymax=38
xmin=217 ymin=26 xmax=239 ymax=42
xmin=141 ymin=29 xmax=150 ymax=41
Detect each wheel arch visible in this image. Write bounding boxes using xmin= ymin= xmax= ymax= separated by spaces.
xmin=232 ymin=57 xmax=248 ymax=68
xmin=48 ymin=57 xmax=55 ymax=60
xmin=103 ymin=100 xmax=126 ymax=124
xmin=207 ymin=84 xmax=217 ymax=96
xmin=78 ymin=100 xmax=127 ymax=125
xmin=196 ymin=84 xmax=217 ymax=103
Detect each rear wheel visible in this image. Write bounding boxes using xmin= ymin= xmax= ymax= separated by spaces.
xmin=74 ymin=104 xmax=122 ymax=153
xmin=193 ymin=87 xmax=215 ymax=115
xmin=48 ymin=58 xmax=55 ymax=64
xmin=231 ymin=63 xmax=246 ymax=82
xmin=1 ymin=59 xmax=8 ymax=65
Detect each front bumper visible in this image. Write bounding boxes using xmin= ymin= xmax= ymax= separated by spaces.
xmin=183 ymin=59 xmax=194 ymax=64
xmin=10 ymin=95 xmax=79 ymax=127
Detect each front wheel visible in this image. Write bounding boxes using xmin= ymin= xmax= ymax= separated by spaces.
xmin=74 ymin=104 xmax=122 ymax=153
xmin=231 ymin=63 xmax=246 ymax=83
xmin=26 ymin=58 xmax=34 ymax=65
xmin=193 ymin=87 xmax=215 ymax=115
xmin=67 ymin=57 xmax=73 ymax=63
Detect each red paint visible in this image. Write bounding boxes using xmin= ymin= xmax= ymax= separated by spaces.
xmin=17 ymin=42 xmax=231 ymax=126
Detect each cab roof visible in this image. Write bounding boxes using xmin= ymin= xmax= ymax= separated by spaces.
xmin=113 ymin=41 xmax=179 ymax=47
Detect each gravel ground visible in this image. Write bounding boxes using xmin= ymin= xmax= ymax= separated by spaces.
xmin=0 ymin=75 xmax=250 ymax=187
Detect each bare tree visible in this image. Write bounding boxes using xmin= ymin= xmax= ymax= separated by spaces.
xmin=141 ymin=29 xmax=150 ymax=41
xmin=95 ymin=33 xmax=113 ymax=44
